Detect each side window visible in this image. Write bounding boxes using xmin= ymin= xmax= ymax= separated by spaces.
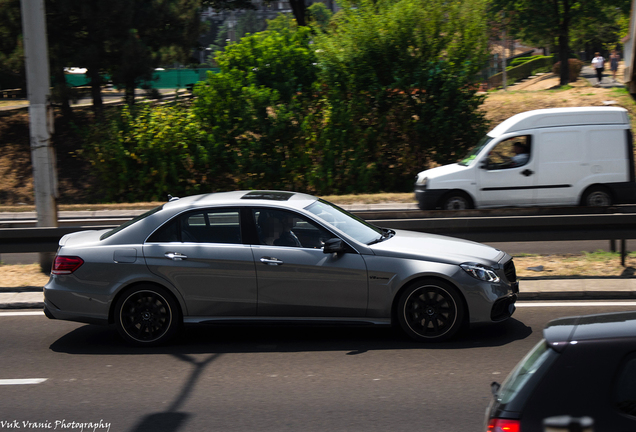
xmin=253 ymin=209 xmax=333 ymax=249
xmin=614 ymin=354 xmax=636 ymax=417
xmin=486 ymin=136 xmax=532 ymax=170
xmin=147 ymin=209 xmax=241 ymax=244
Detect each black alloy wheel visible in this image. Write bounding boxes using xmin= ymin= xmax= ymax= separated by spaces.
xmin=397 ymin=280 xmax=464 ymax=342
xmin=115 ymin=285 xmax=180 ymax=346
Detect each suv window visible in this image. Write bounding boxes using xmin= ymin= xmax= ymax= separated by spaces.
xmin=615 ymin=354 xmax=636 ymax=416
xmin=497 ymin=339 xmax=555 ymax=406
xmin=147 ymin=208 xmax=241 ymax=244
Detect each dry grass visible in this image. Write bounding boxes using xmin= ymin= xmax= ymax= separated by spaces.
xmin=515 ymin=253 xmax=636 ymax=279
xmin=2 ymin=252 xmax=634 ymax=289
xmin=0 ymin=264 xmax=50 ymax=287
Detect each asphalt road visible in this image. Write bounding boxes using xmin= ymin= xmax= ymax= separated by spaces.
xmin=2 ymin=302 xmax=636 ymax=432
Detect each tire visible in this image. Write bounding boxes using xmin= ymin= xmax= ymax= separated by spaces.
xmin=397 ymin=280 xmax=465 ymax=342
xmin=582 ymin=186 xmax=612 ymax=207
xmin=114 ymin=285 xmax=180 ymax=346
xmin=440 ymin=192 xmax=473 ymax=210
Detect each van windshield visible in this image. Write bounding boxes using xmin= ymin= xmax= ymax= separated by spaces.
xmin=458 ymin=136 xmax=493 ymax=166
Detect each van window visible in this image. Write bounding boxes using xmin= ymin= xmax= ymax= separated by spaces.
xmin=459 ymin=136 xmax=493 ymax=166
xmin=486 ymin=136 xmax=531 ymax=170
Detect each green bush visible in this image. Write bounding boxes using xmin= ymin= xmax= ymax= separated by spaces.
xmin=81 ymin=104 xmax=219 ymax=202
xmin=552 ymin=58 xmax=584 ymax=82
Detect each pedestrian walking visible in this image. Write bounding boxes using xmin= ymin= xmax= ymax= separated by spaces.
xmin=592 ymin=52 xmax=605 ymax=85
xmin=610 ymin=50 xmax=620 ymax=82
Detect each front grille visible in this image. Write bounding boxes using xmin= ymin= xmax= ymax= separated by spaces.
xmin=504 ymin=259 xmax=517 ymax=283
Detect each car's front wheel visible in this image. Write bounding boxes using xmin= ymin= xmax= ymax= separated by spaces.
xmin=440 ymin=192 xmax=473 ymax=210
xmin=397 ymin=280 xmax=465 ymax=342
xmin=115 ymin=285 xmax=180 ymax=346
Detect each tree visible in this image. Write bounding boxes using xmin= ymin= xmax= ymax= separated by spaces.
xmin=491 ymin=0 xmax=630 ymax=86
xmin=310 ymin=0 xmax=491 ymax=192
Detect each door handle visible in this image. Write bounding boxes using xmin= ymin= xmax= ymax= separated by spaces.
xmin=521 ymin=169 xmax=534 ymax=177
xmin=165 ymin=252 xmax=188 ymax=261
xmin=260 ymin=257 xmax=283 ymax=266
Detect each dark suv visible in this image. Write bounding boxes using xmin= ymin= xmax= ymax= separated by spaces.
xmin=486 ymin=311 xmax=636 ymax=431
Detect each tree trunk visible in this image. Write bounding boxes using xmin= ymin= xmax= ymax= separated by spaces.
xmin=557 ymin=0 xmax=570 ymax=86
xmin=87 ymin=67 xmax=103 ymax=116
xmin=289 ymin=0 xmax=306 ymax=26
xmin=125 ymin=83 xmax=136 ymax=105
xmin=51 ymin=65 xmax=73 ymax=120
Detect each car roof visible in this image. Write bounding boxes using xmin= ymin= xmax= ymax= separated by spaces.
xmin=161 ymin=190 xmax=319 ymax=212
xmin=544 ymin=311 xmax=636 ymax=347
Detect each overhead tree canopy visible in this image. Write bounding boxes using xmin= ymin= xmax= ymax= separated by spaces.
xmin=491 ymin=0 xmax=631 ymax=86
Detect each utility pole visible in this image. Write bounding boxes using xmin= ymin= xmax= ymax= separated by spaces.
xmin=20 ymin=0 xmax=58 ymax=273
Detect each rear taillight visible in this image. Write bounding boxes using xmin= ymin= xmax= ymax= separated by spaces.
xmin=51 ymin=256 xmax=84 ymax=275
xmin=487 ymin=418 xmax=521 ymax=432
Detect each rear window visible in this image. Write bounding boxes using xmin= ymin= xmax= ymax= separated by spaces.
xmin=496 ymin=339 xmax=556 ymax=408
xmin=100 ymin=206 xmax=164 ymax=240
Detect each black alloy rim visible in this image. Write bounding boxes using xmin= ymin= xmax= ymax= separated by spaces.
xmin=404 ymin=285 xmax=457 ymax=338
xmin=120 ymin=291 xmax=172 ymax=342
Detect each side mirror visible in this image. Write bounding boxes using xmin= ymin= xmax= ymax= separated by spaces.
xmin=480 ymin=159 xmax=489 ymax=170
xmin=323 ymin=238 xmax=347 ymax=254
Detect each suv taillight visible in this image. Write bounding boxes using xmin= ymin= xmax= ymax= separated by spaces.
xmin=487 ymin=418 xmax=521 ymax=432
xmin=51 ymin=256 xmax=84 ymax=275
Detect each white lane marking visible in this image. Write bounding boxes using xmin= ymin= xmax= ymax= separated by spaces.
xmin=0 ymin=379 xmax=47 ymax=385
xmin=0 ymin=311 xmax=44 ymax=317
xmin=518 ymin=301 xmax=636 ymax=307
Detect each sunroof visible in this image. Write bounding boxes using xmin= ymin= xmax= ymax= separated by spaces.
xmin=241 ymin=191 xmax=295 ymax=201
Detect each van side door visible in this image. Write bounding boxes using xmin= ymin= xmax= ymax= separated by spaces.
xmin=533 ymin=130 xmax=583 ymax=206
xmin=477 ymin=135 xmax=536 ymax=207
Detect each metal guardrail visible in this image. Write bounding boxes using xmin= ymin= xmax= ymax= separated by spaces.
xmin=0 ymin=211 xmax=634 ymax=255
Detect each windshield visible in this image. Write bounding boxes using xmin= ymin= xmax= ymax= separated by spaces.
xmin=305 ymin=199 xmax=384 ymax=245
xmin=497 ymin=339 xmax=554 ymax=405
xmin=100 ymin=205 xmax=164 ymax=240
xmin=458 ymin=135 xmax=493 ymax=166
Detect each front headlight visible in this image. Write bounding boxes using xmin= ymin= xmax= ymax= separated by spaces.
xmin=460 ymin=263 xmax=500 ymax=283
xmin=415 ymin=174 xmax=427 ymax=187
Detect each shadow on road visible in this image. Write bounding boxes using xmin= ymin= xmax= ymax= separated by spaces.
xmin=48 ymin=321 xmax=532 ymax=432
xmin=49 ymin=318 xmax=532 ymax=356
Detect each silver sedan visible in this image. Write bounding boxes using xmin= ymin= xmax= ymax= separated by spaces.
xmin=44 ymin=191 xmax=519 ymax=345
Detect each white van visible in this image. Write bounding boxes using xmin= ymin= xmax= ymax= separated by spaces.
xmin=414 ymin=107 xmax=636 ymax=210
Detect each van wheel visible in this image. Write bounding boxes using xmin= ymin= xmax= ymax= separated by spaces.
xmin=440 ymin=192 xmax=473 ymax=210
xmin=397 ymin=280 xmax=465 ymax=342
xmin=582 ymin=186 xmax=612 ymax=207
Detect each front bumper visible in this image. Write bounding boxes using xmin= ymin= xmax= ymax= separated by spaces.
xmin=414 ymin=187 xmax=448 ymax=210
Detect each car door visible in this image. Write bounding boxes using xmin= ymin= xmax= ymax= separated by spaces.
xmin=477 ymin=135 xmax=537 ymax=207
xmin=250 ymin=208 xmax=369 ymax=317
xmin=143 ymin=207 xmax=257 ymax=317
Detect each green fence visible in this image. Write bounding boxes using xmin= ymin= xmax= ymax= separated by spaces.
xmin=64 ymin=68 xmax=220 ymax=89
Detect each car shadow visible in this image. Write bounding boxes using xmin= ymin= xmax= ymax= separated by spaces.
xmin=49 ymin=318 xmax=532 ymax=356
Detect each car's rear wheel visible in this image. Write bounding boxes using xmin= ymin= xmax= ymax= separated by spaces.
xmin=397 ymin=280 xmax=465 ymax=342
xmin=115 ymin=285 xmax=180 ymax=346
